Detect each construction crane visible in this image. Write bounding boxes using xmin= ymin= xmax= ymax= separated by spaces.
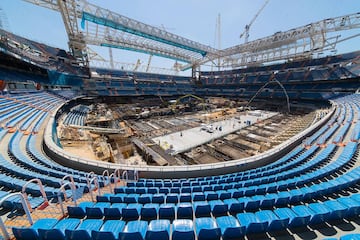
xmin=239 ymin=0 xmax=269 ymax=43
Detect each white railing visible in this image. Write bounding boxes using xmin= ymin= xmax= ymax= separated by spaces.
xmin=21 ymin=178 xmax=49 ymax=212
xmin=86 ymin=172 xmax=101 ymax=202
xmin=0 ymin=193 xmax=33 ymax=240
xmin=101 ymin=170 xmax=113 ymax=193
xmin=57 ymin=182 xmax=76 ymax=216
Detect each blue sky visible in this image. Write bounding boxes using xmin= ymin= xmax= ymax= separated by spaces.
xmin=1 ymin=0 xmax=360 ymax=72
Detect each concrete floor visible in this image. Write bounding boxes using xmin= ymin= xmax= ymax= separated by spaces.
xmin=153 ymin=110 xmax=277 ymax=155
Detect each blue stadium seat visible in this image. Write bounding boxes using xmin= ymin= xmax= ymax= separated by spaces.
xmin=244 ymin=186 xmax=256 ymax=196
xmin=118 ymin=220 xmax=148 ymax=240
xmin=86 ymin=202 xmax=111 ymax=219
xmin=177 ymin=202 xmax=194 ymax=219
xmin=159 ymin=188 xmax=169 ymax=194
xmin=205 ymin=191 xmax=219 ymax=201
xmin=289 ymin=189 xmax=303 ymax=204
xmin=237 ymin=212 xmax=268 ymax=234
xmin=38 ymin=218 xmax=80 ymax=240
xmin=350 ymin=193 xmax=360 ymax=205
xmin=340 ymin=233 xmax=360 ymax=240
xmin=217 ymin=190 xmax=231 ymax=200
xmin=194 ymin=201 xmax=212 ymax=218
xmin=138 ymin=193 xmax=152 ymax=204
xmin=227 ymin=188 xmax=243 ymax=198
xmin=256 ymin=210 xmax=288 ymax=232
xmin=147 ymin=187 xmax=158 ymax=194
xmin=260 ymin=193 xmax=277 ymax=208
xmin=124 ymin=193 xmax=139 ymax=204
xmin=124 ymin=187 xmax=136 ymax=194
xmin=12 ymin=218 xmax=58 ymax=240
xmin=104 ymin=203 xmax=126 ymax=220
xmin=180 ymin=187 xmax=191 ymax=194
xmin=136 ymin=187 xmax=147 ymax=194
xmin=141 ymin=203 xmax=159 ymax=221
xmin=275 ymin=207 xmax=310 ymax=228
xmin=209 ymin=200 xmax=228 ymax=217
xmin=308 ymin=202 xmax=331 ymax=225
xmin=145 ymin=219 xmax=171 ymax=240
xmin=275 ymin=191 xmax=291 ymax=206
xmin=110 ymin=193 xmax=126 ymax=203
xmin=179 ymin=193 xmax=192 ymax=202
xmin=114 ymin=187 xmax=126 ymax=194
xmin=216 ymin=216 xmax=245 ymax=240
xmin=166 ymin=193 xmax=179 ymax=204
xmin=195 ymin=217 xmax=221 ymax=240
xmin=65 ymin=219 xmax=103 ymax=240
xmin=244 ymin=196 xmax=260 ymax=211
xmin=152 ymin=193 xmax=165 ymax=204
xmin=170 ymin=187 xmax=180 ymax=194
xmin=92 ymin=220 xmax=125 ymax=240
xmin=323 ymin=200 xmax=348 ymax=220
xmin=96 ymin=195 xmax=110 ymax=202
xmin=122 ymin=203 xmax=142 ymax=221
xmin=223 ymin=198 xmax=244 ymax=215
xmin=192 ymin=192 xmax=206 ymax=201
xmin=172 ymin=219 xmax=195 ymax=240
xmin=67 ymin=201 xmax=94 ymax=218
xmin=337 ymin=197 xmax=360 ymax=217
xmin=159 ymin=203 xmax=176 ymax=221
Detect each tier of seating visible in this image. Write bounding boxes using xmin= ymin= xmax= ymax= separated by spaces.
xmin=63 ymin=105 xmax=90 ymax=126
xmin=0 ymin=92 xmax=108 ymax=214
xmin=6 ymin=93 xmax=360 ymax=239
xmin=200 ymin=51 xmax=360 ymax=85
xmin=0 ymin=29 xmax=89 ymax=77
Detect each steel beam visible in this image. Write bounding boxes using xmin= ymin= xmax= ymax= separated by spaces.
xmin=183 ymin=12 xmax=360 ymax=70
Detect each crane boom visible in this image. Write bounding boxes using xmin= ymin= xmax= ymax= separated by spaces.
xmin=240 ymin=0 xmax=269 ymax=43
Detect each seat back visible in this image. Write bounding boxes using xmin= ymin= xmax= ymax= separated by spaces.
xmin=65 ymin=229 xmax=91 ymax=240
xmin=172 ymin=219 xmax=195 ymax=240
xmin=12 ymin=228 xmax=38 ymax=240
xmin=38 ymin=229 xmax=66 ymax=240
xmin=91 ymin=220 xmax=125 ymax=240
xmin=146 ymin=219 xmax=170 ymax=240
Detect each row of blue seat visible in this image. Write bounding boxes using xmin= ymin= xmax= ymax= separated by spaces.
xmin=26 ymin=134 xmax=88 ymax=178
xmin=63 ymin=105 xmax=89 ymax=126
xmin=0 ymin=93 xmax=101 ymax=210
xmin=68 ymin=164 xmax=360 ymax=221
xmin=13 ymin=194 xmax=360 ymax=240
xmin=10 ymin=131 xmax=86 ymax=183
xmin=19 ymin=110 xmax=43 ymax=131
xmin=124 ymin=144 xmax=333 ymax=192
xmin=114 ymin=144 xmax=339 ymax=202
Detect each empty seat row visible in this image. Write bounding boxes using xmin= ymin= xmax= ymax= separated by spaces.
xmin=14 ymin=194 xmax=360 ymax=240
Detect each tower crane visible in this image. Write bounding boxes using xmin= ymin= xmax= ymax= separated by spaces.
xmin=239 ymin=0 xmax=269 ymax=43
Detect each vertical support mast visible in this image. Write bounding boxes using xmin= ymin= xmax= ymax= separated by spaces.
xmin=57 ymin=0 xmax=88 ymax=67
xmin=216 ymin=13 xmax=221 ymax=70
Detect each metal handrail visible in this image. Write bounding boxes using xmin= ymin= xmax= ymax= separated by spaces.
xmin=87 ymin=176 xmax=101 ymax=202
xmin=0 ymin=192 xmax=33 ymax=240
xmin=21 ymin=178 xmax=49 ymax=212
xmin=61 ymin=174 xmax=75 ymax=187
xmin=102 ymin=170 xmax=112 ymax=193
xmin=57 ymin=181 xmax=77 ymax=216
xmin=122 ymin=170 xmax=128 ymax=182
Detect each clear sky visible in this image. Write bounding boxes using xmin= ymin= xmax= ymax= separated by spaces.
xmin=1 ymin=0 xmax=360 ymax=73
